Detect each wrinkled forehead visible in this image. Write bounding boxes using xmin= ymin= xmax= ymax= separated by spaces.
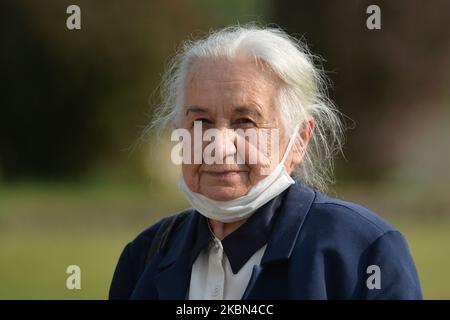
xmin=183 ymin=57 xmax=283 ymax=119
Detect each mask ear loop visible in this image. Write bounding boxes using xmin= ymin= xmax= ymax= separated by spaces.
xmin=259 ymin=123 xmax=301 ymax=176
xmin=280 ymin=123 xmax=302 ymax=165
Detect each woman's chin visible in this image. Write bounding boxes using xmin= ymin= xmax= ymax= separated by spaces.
xmin=200 ymin=186 xmax=247 ymax=201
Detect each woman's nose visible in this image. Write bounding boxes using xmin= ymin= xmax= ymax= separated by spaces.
xmin=213 ymin=128 xmax=239 ymax=164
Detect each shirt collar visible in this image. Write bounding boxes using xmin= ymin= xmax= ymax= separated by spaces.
xmin=190 ymin=189 xmax=288 ymax=274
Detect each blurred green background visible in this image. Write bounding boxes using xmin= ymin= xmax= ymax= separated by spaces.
xmin=1 ymin=0 xmax=449 ymax=299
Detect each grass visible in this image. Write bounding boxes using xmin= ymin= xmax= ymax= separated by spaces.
xmin=0 ymin=178 xmax=186 ymax=299
xmin=0 ymin=230 xmax=130 ymax=299
xmin=0 ymin=180 xmax=449 ymax=299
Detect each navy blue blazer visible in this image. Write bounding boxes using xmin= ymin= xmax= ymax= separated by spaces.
xmin=109 ymin=180 xmax=422 ymax=300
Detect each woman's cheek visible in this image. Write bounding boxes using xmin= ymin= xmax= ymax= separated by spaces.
xmin=247 ymin=164 xmax=264 ymax=185
xmin=182 ymin=164 xmax=201 ymax=192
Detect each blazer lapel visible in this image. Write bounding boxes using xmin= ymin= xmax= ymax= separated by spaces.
xmin=156 ymin=212 xmax=200 ymax=299
xmin=147 ymin=212 xmax=199 ymax=299
xmin=243 ymin=180 xmax=316 ymax=299
xmin=241 ymin=265 xmax=263 ymax=299
xmin=154 ymin=253 xmax=193 ymax=299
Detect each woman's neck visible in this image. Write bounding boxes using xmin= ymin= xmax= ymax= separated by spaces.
xmin=208 ymin=218 xmax=247 ymax=240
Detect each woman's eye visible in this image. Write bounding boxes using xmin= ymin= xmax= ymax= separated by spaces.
xmin=233 ymin=118 xmax=255 ymax=127
xmin=194 ymin=118 xmax=211 ymax=124
xmin=193 ymin=118 xmax=213 ymax=127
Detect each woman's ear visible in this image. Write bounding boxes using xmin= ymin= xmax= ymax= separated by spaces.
xmin=287 ymin=117 xmax=314 ymax=172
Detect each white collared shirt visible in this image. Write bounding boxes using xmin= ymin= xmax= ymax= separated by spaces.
xmin=188 ymin=236 xmax=267 ymax=300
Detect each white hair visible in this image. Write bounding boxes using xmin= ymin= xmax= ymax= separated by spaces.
xmin=147 ymin=24 xmax=345 ymax=193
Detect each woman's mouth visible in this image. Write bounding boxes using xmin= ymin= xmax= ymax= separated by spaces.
xmin=204 ymin=170 xmax=243 ymax=179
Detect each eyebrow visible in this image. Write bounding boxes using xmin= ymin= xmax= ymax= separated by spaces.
xmin=234 ymin=105 xmax=263 ymax=119
xmin=185 ymin=106 xmax=208 ymax=116
xmin=184 ymin=105 xmax=263 ymax=118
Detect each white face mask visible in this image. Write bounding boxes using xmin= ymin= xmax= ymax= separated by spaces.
xmin=179 ymin=124 xmax=301 ymax=223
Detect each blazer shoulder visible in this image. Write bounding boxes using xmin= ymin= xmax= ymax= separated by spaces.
xmin=305 ymin=191 xmax=398 ymax=244
xmin=109 ymin=209 xmax=193 ymax=299
xmin=128 ymin=208 xmax=194 ymax=259
xmin=294 ymin=190 xmax=422 ymax=299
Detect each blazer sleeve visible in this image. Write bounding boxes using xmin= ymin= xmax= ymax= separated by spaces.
xmin=359 ymin=230 xmax=422 ymax=299
xmin=109 ymin=243 xmax=137 ymax=299
xmin=109 ymin=222 xmax=160 ymax=300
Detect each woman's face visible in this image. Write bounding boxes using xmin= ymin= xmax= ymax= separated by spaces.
xmin=180 ymin=56 xmax=308 ymax=201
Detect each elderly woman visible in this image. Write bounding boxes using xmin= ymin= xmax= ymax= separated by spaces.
xmin=109 ymin=25 xmax=422 ymax=300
